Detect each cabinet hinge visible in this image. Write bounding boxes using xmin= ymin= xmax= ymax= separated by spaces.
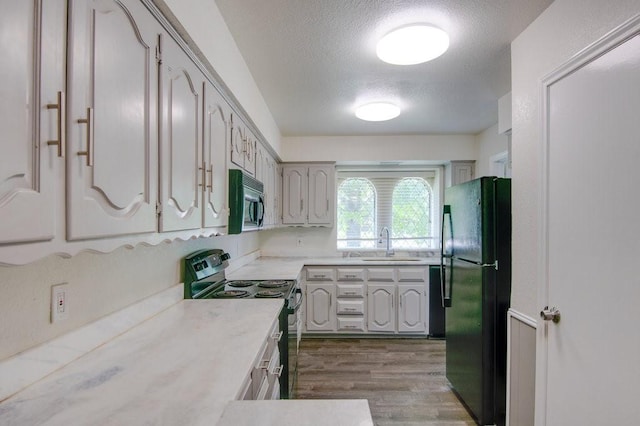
xmin=156 ymin=201 xmax=162 ymax=217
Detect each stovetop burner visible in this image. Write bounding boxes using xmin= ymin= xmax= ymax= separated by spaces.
xmin=212 ymin=290 xmax=250 ymax=298
xmin=254 ymin=290 xmax=285 ymax=298
xmin=227 ymin=280 xmax=257 ymax=288
xmin=257 ymin=280 xmax=290 ymax=288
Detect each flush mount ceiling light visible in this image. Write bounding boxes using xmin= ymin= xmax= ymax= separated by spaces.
xmin=376 ymin=25 xmax=449 ymax=65
xmin=355 ymin=102 xmax=401 ymax=121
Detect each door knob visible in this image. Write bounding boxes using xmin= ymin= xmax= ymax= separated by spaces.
xmin=540 ymin=306 xmax=561 ymax=323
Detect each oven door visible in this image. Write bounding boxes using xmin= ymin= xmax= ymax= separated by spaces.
xmin=286 ymin=287 xmax=303 ymax=398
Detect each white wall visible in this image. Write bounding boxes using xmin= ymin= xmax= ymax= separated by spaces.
xmin=511 ymin=0 xmax=639 ymax=319
xmin=475 ymin=123 xmax=509 ymax=177
xmin=281 ymin=134 xmax=476 ymax=162
xmin=159 ymin=0 xmax=282 ymax=154
xmin=0 ymin=233 xmax=259 ymax=360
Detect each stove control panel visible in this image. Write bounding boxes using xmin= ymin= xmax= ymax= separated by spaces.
xmin=183 ymin=249 xmax=230 ymax=298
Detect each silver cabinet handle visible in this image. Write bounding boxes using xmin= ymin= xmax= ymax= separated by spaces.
xmin=540 ymin=306 xmax=561 ymax=323
xmin=77 ymin=107 xmax=94 ymax=166
xmin=271 ymin=365 xmax=283 ymax=377
xmin=198 ymin=161 xmax=206 ymax=188
xmin=46 ymin=91 xmax=65 ymax=157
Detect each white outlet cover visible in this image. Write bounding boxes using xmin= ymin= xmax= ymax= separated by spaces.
xmin=51 ymin=283 xmax=69 ymax=323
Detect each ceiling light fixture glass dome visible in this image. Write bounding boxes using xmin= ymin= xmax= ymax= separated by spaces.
xmin=376 ymin=25 xmax=449 ymax=65
xmin=355 ymin=102 xmax=401 ymax=121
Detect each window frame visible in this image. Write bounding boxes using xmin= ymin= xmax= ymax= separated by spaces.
xmin=335 ymin=166 xmax=443 ymax=252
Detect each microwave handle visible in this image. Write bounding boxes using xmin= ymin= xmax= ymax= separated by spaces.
xmin=257 ymin=196 xmax=265 ymax=226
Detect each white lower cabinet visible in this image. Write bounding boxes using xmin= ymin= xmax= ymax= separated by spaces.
xmin=398 ymin=284 xmax=427 ymax=333
xmin=302 ymin=266 xmax=428 ymax=335
xmin=305 ymin=283 xmax=336 ymax=332
xmin=367 ymin=284 xmax=396 ymax=333
xmin=240 ymin=318 xmax=281 ymax=400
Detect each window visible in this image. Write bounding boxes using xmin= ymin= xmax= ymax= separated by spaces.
xmin=336 ymin=168 xmax=441 ymax=250
xmin=337 ymin=178 xmax=376 ymax=248
xmin=392 ymin=178 xmax=431 ymax=249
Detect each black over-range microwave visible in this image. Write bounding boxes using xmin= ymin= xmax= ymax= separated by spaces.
xmin=228 ymin=169 xmax=264 ymax=234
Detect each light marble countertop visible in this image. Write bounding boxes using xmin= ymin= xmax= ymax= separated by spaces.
xmin=225 ymin=256 xmax=440 ymax=282
xmin=304 ymin=256 xmax=441 ymax=266
xmin=0 ymin=299 xmax=284 ymax=426
xmin=217 ymin=399 xmax=374 ymax=425
xmin=226 ymin=257 xmax=306 ymax=281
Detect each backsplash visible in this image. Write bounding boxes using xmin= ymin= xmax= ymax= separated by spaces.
xmin=0 ymin=233 xmax=259 ymax=361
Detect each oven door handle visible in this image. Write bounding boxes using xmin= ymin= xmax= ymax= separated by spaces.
xmin=287 ymin=288 xmax=303 ymax=314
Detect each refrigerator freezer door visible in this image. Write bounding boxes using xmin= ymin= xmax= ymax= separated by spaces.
xmin=445 ymin=258 xmax=496 ymax=425
xmin=443 ymin=179 xmax=484 ymax=263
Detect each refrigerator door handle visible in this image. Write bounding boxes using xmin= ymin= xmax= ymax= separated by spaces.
xmin=457 ymin=257 xmax=499 ymax=270
xmin=441 ymin=205 xmax=453 ymax=308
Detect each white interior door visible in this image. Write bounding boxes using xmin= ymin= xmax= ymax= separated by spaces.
xmin=538 ymin=19 xmax=640 ymax=425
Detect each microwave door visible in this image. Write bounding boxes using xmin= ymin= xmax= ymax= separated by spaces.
xmin=257 ymin=196 xmax=265 ymax=226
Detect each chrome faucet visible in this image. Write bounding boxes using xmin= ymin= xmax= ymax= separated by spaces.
xmin=379 ymin=227 xmax=394 ymax=257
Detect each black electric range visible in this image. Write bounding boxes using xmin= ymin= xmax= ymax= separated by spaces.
xmin=183 ymin=249 xmax=301 ymax=399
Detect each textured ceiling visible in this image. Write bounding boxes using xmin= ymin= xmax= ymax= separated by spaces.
xmin=215 ymin=0 xmax=553 ymax=136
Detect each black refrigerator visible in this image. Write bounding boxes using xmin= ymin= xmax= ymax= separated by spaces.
xmin=440 ymin=177 xmax=511 ymax=426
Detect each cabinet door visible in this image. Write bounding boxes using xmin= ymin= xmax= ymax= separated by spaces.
xmin=398 ymin=284 xmax=426 ymax=333
xmin=305 ymin=283 xmax=336 ymax=332
xmin=0 ymin=0 xmax=65 ymax=244
xmin=308 ymin=165 xmax=334 ymax=225
xmin=264 ymin=156 xmax=276 ymax=226
xmin=254 ymin=142 xmax=264 ymax=183
xmin=367 ymin=284 xmax=395 ymax=332
xmin=230 ymin=116 xmax=245 ymax=170
xmin=282 ymin=165 xmax=307 ymax=224
xmin=202 ymin=81 xmax=230 ymax=230
xmin=244 ymin=131 xmax=256 ymax=176
xmin=66 ymin=0 xmax=159 ymax=239
xmin=158 ymin=35 xmax=203 ymax=232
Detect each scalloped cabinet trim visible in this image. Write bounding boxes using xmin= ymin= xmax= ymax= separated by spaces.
xmin=0 ymin=230 xmax=225 ymax=266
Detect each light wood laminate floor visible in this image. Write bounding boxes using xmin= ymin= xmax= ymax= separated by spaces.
xmin=294 ymin=338 xmax=476 ymax=426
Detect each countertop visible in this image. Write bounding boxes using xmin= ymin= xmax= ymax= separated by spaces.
xmin=225 ymin=256 xmax=440 ymax=281
xmin=1 ymin=254 xmax=432 ymax=425
xmin=0 ymin=299 xmax=284 ymax=426
xmin=218 ymin=399 xmax=374 ymax=425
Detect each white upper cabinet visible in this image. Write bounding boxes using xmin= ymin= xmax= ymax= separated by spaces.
xmin=66 ymin=0 xmax=159 ymax=240
xmin=281 ymin=163 xmax=335 ymax=226
xmin=202 ymin=81 xmax=230 ymax=230
xmin=230 ymin=116 xmax=256 ymax=176
xmin=308 ymin=165 xmax=334 ymax=225
xmin=158 ymin=34 xmax=203 ymax=232
xmin=0 ymin=0 xmax=66 ymax=244
xmin=255 ymin=143 xmax=278 ymax=228
xmin=282 ymin=165 xmax=308 ymax=225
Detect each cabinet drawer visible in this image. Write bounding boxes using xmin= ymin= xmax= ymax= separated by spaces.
xmin=337 ymin=317 xmax=366 ymax=332
xmin=336 ymin=283 xmax=365 ymax=298
xmin=397 ymin=267 xmax=427 ymax=282
xmin=336 ymin=299 xmax=365 ymax=315
xmin=367 ymin=268 xmax=395 ymax=282
xmin=337 ymin=268 xmax=365 ymax=281
xmin=306 ymin=268 xmax=335 ymax=281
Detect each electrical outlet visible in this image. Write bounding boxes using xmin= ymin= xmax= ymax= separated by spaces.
xmin=51 ymin=283 xmax=69 ymax=323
